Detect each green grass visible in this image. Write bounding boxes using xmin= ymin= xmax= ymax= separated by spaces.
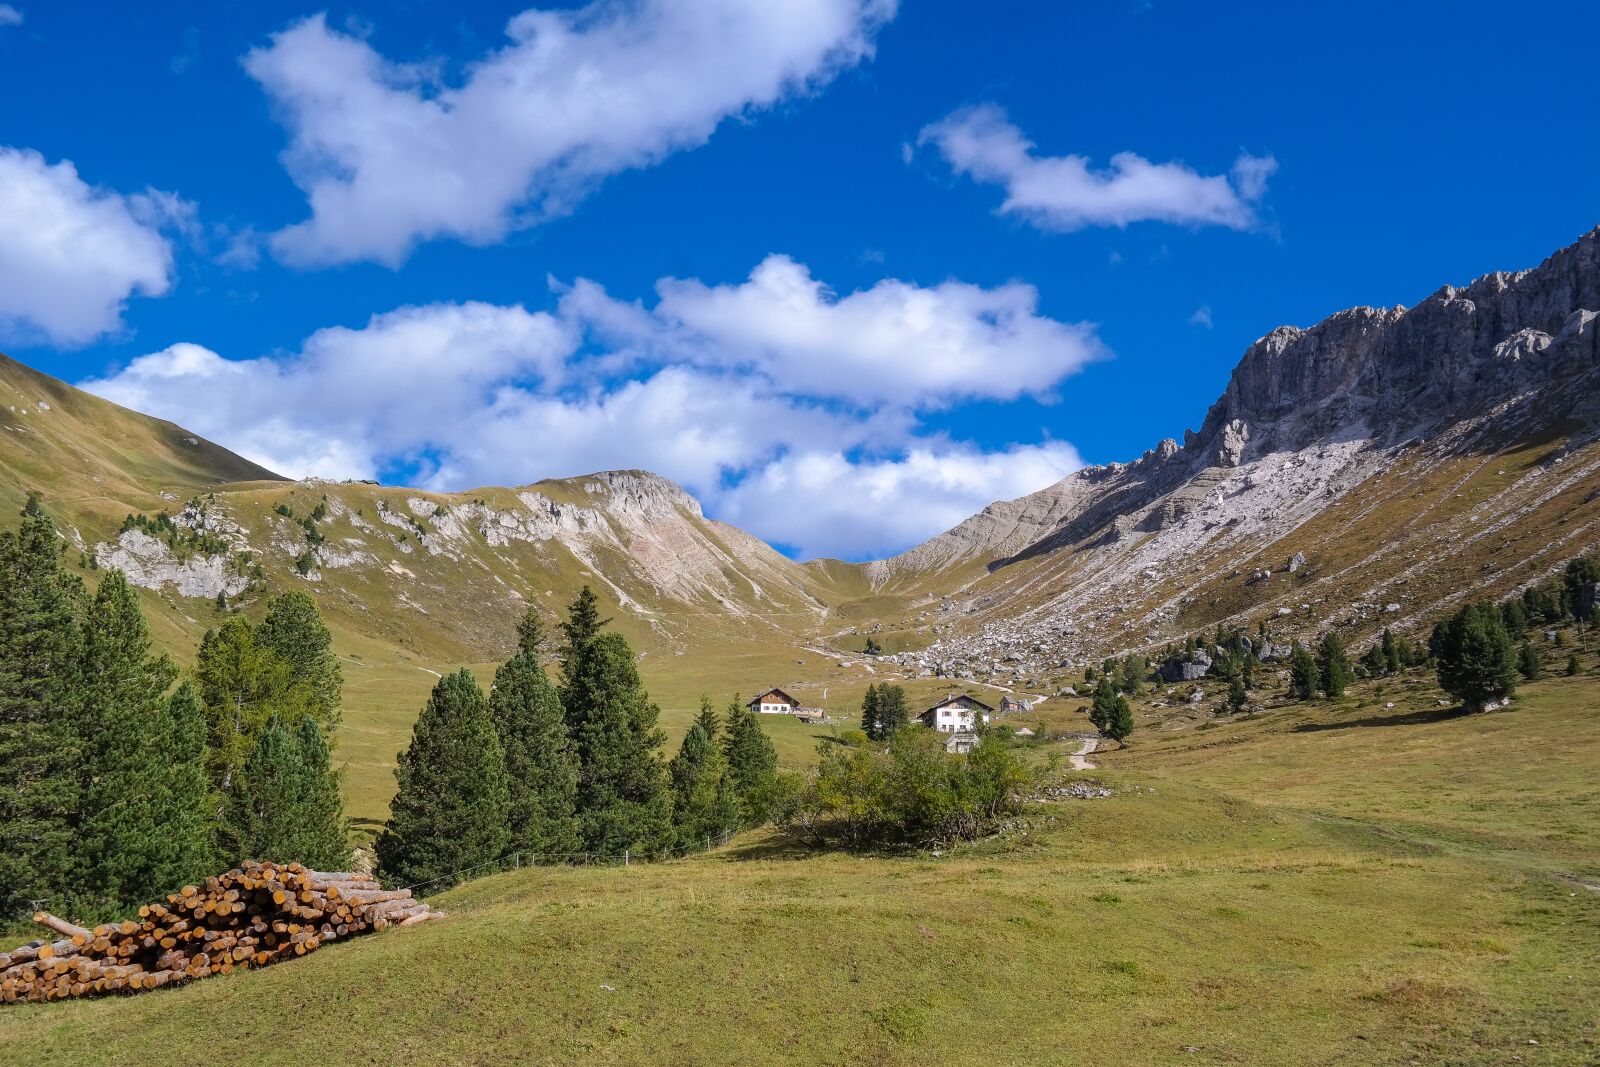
xmin=4 ymin=672 xmax=1596 ymax=1064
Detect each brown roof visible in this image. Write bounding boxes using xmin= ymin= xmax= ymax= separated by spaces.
xmin=748 ymin=688 xmax=799 ymax=708
xmin=927 ymin=693 xmax=994 ymax=714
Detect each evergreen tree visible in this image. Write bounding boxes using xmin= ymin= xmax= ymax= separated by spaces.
xmin=1228 ymin=675 xmax=1248 ymax=713
xmin=1105 ymin=694 xmax=1135 ymax=742
xmin=562 ymin=631 xmax=671 ymax=857
xmin=1380 ymin=628 xmax=1403 ymax=674
xmin=1433 ymin=603 xmax=1518 ymax=713
xmin=0 ymin=495 xmax=85 ymax=917
xmin=1289 ymin=644 xmax=1320 ymax=701
xmin=875 ymin=684 xmax=911 ymax=738
xmin=158 ymin=682 xmax=218 ymax=886
xmin=1517 ymin=641 xmax=1542 ymax=681
xmin=1360 ymin=643 xmax=1387 ymax=678
xmin=859 ymin=683 xmax=882 ymax=740
xmin=1089 ymin=678 xmax=1118 ymax=734
xmin=489 ymin=650 xmax=579 ymax=856
xmin=1316 ymin=632 xmax=1353 ymax=700
xmin=1568 ymin=653 xmax=1583 ymax=677
xmin=1563 ymin=557 xmax=1600 ymax=621
xmin=228 ymin=717 xmax=305 ymax=864
xmin=723 ymin=696 xmax=780 ymax=823
xmin=214 ymin=590 xmax=228 ymax=614
xmin=558 ymin=585 xmax=609 ymax=701
xmin=668 ymin=720 xmax=740 ymax=847
xmin=194 ymin=615 xmax=304 ymax=796
xmin=292 ymin=718 xmax=350 ymax=870
xmin=1500 ymin=599 xmax=1527 ymax=640
xmin=1121 ymin=654 xmax=1147 ymax=695
xmin=378 ymin=670 xmax=511 ymax=886
xmin=75 ymin=571 xmax=181 ymax=906
xmin=515 ymin=605 xmax=549 ymax=657
xmin=692 ymin=696 xmax=720 ymax=740
xmin=256 ymin=591 xmax=342 ymax=729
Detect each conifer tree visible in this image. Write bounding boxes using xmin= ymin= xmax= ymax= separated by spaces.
xmin=1105 ymin=694 xmax=1135 ymax=742
xmin=668 ymin=720 xmax=740 ymax=847
xmin=558 ymin=585 xmax=609 ymax=703
xmin=1360 ymin=643 xmax=1387 ymax=678
xmin=1089 ymin=677 xmax=1118 ymax=734
xmin=859 ymin=683 xmax=882 ymax=740
xmin=562 ymin=631 xmax=671 ymax=857
xmin=1228 ymin=675 xmax=1248 ymax=713
xmin=378 ymin=670 xmax=511 ymax=886
xmin=256 ymin=591 xmax=342 ymax=729
xmin=75 ymin=570 xmax=182 ymax=906
xmin=1121 ymin=654 xmax=1147 ymax=695
xmin=515 ymin=605 xmax=549 ymax=657
xmin=228 ymin=717 xmax=306 ymax=864
xmin=290 ymin=717 xmax=351 ymax=871
xmin=0 ymin=495 xmax=85 ymax=917
xmin=1517 ymin=641 xmax=1541 ymax=681
xmin=723 ymin=696 xmax=780 ymax=823
xmin=876 ymin=684 xmax=911 ymax=738
xmin=1288 ymin=644 xmax=1320 ymax=700
xmin=158 ymin=682 xmax=218 ymax=885
xmin=1433 ymin=603 xmax=1517 ymax=713
xmin=1316 ymin=632 xmax=1353 ymax=699
xmin=490 ymin=649 xmax=579 ymax=856
xmin=194 ymin=615 xmax=301 ymax=796
xmin=692 ymin=696 xmax=720 ymax=740
xmin=1567 ymin=653 xmax=1583 ymax=676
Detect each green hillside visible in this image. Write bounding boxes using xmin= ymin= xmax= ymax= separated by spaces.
xmin=3 ymin=666 xmax=1595 ymax=1065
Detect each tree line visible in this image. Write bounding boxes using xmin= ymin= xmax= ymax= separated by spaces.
xmin=375 ymin=587 xmax=783 ymax=890
xmin=0 ymin=496 xmax=348 ymax=922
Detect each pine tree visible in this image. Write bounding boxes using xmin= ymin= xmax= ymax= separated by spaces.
xmin=1563 ymin=556 xmax=1600 ymax=621
xmin=558 ymin=585 xmax=610 ymax=703
xmin=876 ymin=684 xmax=911 ymax=738
xmin=1105 ymin=694 xmax=1135 ymax=742
xmin=75 ymin=570 xmax=182 ymax=907
xmin=723 ymin=696 xmax=780 ymax=823
xmin=1433 ymin=603 xmax=1518 ymax=713
xmin=0 ymin=495 xmax=85 ymax=917
xmin=256 ymin=591 xmax=342 ymax=729
xmin=1567 ymin=653 xmax=1583 ymax=677
xmin=1089 ymin=678 xmax=1118 ymax=734
xmin=1122 ymin=654 xmax=1147 ymax=695
xmin=692 ymin=696 xmax=720 ymax=740
xmin=290 ymin=717 xmax=351 ymax=871
xmin=562 ymin=631 xmax=671 ymax=857
xmin=489 ymin=650 xmax=579 ymax=856
xmin=1500 ymin=599 xmax=1527 ymax=640
xmin=1360 ymin=643 xmax=1386 ymax=678
xmin=194 ymin=615 xmax=302 ymax=797
xmin=668 ymin=720 xmax=740 ymax=847
xmin=1517 ymin=641 xmax=1541 ymax=681
xmin=1380 ymin=628 xmax=1403 ymax=674
xmin=377 ymin=670 xmax=511 ymax=886
xmin=228 ymin=717 xmax=307 ymax=864
xmin=1316 ymin=632 xmax=1353 ymax=700
xmin=859 ymin=683 xmax=882 ymax=740
xmin=1228 ymin=675 xmax=1248 ymax=713
xmin=1289 ymin=644 xmax=1320 ymax=701
xmin=157 ymin=682 xmax=218 ymax=887
xmin=515 ymin=605 xmax=549 ymax=657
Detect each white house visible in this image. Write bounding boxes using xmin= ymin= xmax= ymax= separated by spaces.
xmin=748 ymin=688 xmax=800 ymax=715
xmin=917 ymin=694 xmax=993 ymax=734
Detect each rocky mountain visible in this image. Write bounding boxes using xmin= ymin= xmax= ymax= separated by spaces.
xmin=872 ymin=225 xmax=1600 ymax=684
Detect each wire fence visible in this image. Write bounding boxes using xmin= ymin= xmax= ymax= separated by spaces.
xmin=397 ymin=830 xmax=738 ymax=896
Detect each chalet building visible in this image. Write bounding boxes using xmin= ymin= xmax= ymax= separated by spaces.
xmin=749 ymin=688 xmax=801 ymax=715
xmin=998 ymin=695 xmax=1033 ymax=715
xmin=917 ymin=694 xmax=993 ymax=734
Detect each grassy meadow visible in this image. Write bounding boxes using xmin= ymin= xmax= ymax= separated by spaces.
xmin=3 ymin=659 xmax=1596 ymax=1064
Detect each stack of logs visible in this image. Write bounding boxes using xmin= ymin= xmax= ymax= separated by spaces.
xmin=0 ymin=861 xmax=442 ymax=1004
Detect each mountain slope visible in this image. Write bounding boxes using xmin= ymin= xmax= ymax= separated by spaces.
xmin=866 ymin=225 xmax=1600 ymax=682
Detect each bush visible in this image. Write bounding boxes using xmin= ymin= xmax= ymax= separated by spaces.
xmin=781 ymin=730 xmax=1032 ymax=850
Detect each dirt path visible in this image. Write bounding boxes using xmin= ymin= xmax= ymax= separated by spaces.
xmin=1070 ymin=736 xmax=1099 ymax=770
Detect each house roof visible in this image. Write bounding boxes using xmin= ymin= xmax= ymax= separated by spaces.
xmin=926 ymin=693 xmax=994 ymax=714
xmin=748 ymin=688 xmax=799 ymax=708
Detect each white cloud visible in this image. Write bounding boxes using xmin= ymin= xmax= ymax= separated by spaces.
xmin=0 ymin=147 xmax=181 ymax=346
xmin=918 ymin=104 xmax=1275 ymax=232
xmin=1188 ymin=304 xmax=1213 ymax=329
xmin=0 ymin=6 xmax=21 ymax=28
xmin=565 ymin=253 xmax=1105 ymax=408
xmin=717 ymin=443 xmax=1082 ymax=560
xmin=246 ymin=1 xmax=896 ymax=267
xmin=83 ymin=257 xmax=1091 ymax=559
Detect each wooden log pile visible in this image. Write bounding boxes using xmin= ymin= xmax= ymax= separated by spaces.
xmin=1 ymin=862 xmax=442 ymax=1004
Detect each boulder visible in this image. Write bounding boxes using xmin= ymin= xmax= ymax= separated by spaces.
xmin=1161 ymin=649 xmax=1212 ymax=682
xmin=1287 ymin=551 xmax=1308 ymax=573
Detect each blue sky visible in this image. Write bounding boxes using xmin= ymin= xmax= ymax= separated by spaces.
xmin=2 ymin=0 xmax=1597 ymax=560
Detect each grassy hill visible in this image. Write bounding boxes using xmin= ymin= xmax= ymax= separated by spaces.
xmin=2 ymin=662 xmax=1595 ymax=1064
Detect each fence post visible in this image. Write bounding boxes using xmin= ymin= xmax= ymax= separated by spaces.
xmin=624 ymin=849 xmax=630 ymax=867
